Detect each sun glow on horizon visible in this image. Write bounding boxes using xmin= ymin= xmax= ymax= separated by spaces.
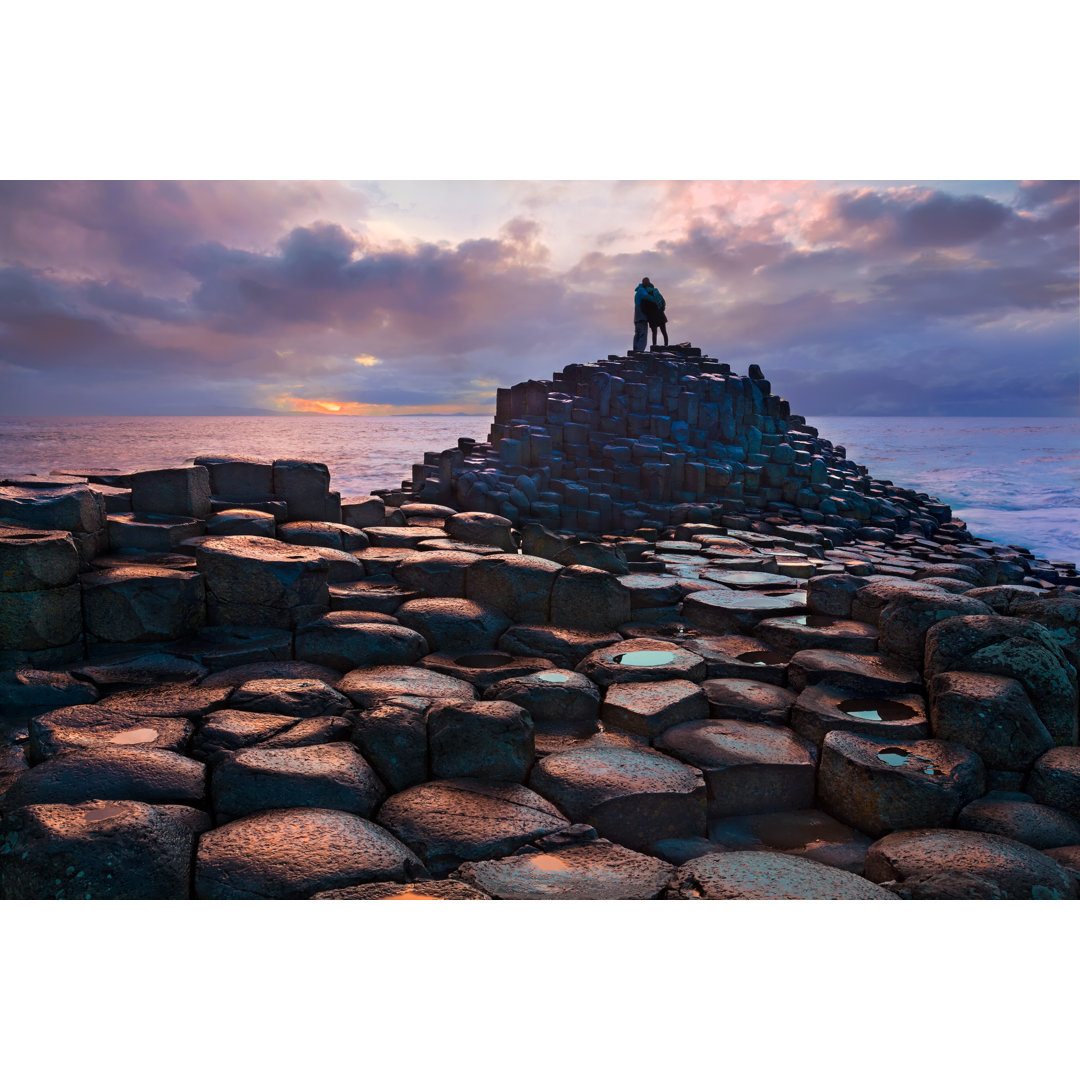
xmin=274 ymin=394 xmax=490 ymax=416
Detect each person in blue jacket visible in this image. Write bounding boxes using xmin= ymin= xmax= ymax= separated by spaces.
xmin=633 ymin=279 xmax=651 ymax=352
xmin=634 ymin=278 xmax=668 ymax=351
xmin=644 ymin=279 xmax=668 ymax=347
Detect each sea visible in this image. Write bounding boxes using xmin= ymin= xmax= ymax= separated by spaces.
xmin=1 ymin=414 xmax=1077 ymax=563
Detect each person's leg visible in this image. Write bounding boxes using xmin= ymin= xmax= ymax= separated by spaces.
xmin=633 ymin=320 xmax=648 ymax=352
xmin=651 ymin=323 xmax=658 ymax=345
xmin=661 ymin=322 xmax=669 ymax=346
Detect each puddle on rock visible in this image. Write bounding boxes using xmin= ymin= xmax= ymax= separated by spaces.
xmin=83 ymin=805 xmax=127 ymax=823
xmin=529 ymin=853 xmax=572 ymax=871
xmin=617 ymin=650 xmax=676 ymax=666
xmin=738 ymin=650 xmax=786 ymax=666
xmin=842 ymin=699 xmax=916 ymax=723
xmin=876 ymin=747 xmax=937 ymax=774
xmin=536 ymin=672 xmax=571 ymax=683
xmin=108 ymin=727 xmax=159 ymax=745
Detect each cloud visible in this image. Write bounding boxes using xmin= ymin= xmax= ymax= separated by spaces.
xmin=0 ymin=180 xmax=1075 ymax=417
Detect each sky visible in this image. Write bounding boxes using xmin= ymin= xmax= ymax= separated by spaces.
xmin=0 ymin=179 xmax=1076 ymax=417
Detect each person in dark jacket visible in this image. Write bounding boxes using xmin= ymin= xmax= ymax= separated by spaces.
xmin=642 ymin=278 xmax=668 ymax=347
xmin=633 ymin=279 xmax=651 ymax=352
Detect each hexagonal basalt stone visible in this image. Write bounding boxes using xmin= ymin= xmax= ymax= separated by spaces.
xmin=107 ymin=513 xmax=205 ymax=553
xmin=878 ymin=593 xmax=993 ymax=664
xmin=192 ymin=709 xmax=350 ymax=764
xmin=93 ymin=682 xmax=233 ymax=717
xmin=210 ymin=743 xmax=385 ymax=823
xmin=864 ymin=829 xmax=1077 ymax=900
xmin=194 ymin=535 xmax=329 ymax=630
xmin=74 ymin=653 xmax=207 ymax=691
xmin=453 ymin=835 xmax=675 ymax=899
xmin=294 ymin=615 xmax=428 ymax=673
xmin=924 ymin=616 xmax=1078 ymax=746
xmin=601 ymin=680 xmax=709 ymax=740
xmin=549 ymin=565 xmax=632 ymax=632
xmin=849 ymin=579 xmax=950 ymax=626
xmin=805 ymin=573 xmax=867 ymax=619
xmin=3 ymin=747 xmax=206 ymax=810
xmin=348 ymin=696 xmax=429 ymax=793
xmin=701 ymin=678 xmax=797 ymax=724
xmin=445 ymin=512 xmax=516 ymax=552
xmin=483 ymin=670 xmax=601 ymax=734
xmin=395 ymin=597 xmax=512 ymax=654
xmin=195 ymin=807 xmax=426 ymax=898
xmin=392 ymin=550 xmax=482 ymax=597
xmin=0 ymin=481 xmax=105 ymax=534
xmin=312 ymin=879 xmax=490 ymax=900
xmin=464 ymin=554 xmax=563 ymax=623
xmin=376 ymin=779 xmax=569 ymax=874
xmin=28 ymin=710 xmax=193 ymax=763
xmin=678 ymin=634 xmax=789 ymax=686
xmin=786 ymin=649 xmax=922 ymax=696
xmin=576 ymin=638 xmax=706 ymax=687
xmin=529 ymin=743 xmax=706 ymax=851
xmin=0 ymin=584 xmax=82 ymax=651
xmin=498 ymin=624 xmax=623 ymax=669
xmin=417 ymin=651 xmax=554 ymax=691
xmin=957 ymin=794 xmax=1080 ymax=850
xmin=0 ymin=525 xmax=80 ymax=591
xmin=199 ymin=659 xmax=343 ymax=689
xmin=228 ymin=677 xmax=350 ymax=717
xmin=364 ymin=526 xmax=448 ymax=549
xmin=791 ymin=685 xmax=928 ymax=748
xmin=1013 ymin=596 xmax=1080 ymax=668
xmin=338 ymin=665 xmax=476 ymax=710
xmin=754 ymin=614 xmax=878 ymax=656
xmin=428 ymin=700 xmax=534 ymax=783
xmin=965 ymin=584 xmax=1051 ymax=616
xmin=1026 ymin=748 xmax=1080 ymax=816
xmin=665 ymin=851 xmax=897 ymax=900
xmin=682 ymin=590 xmax=807 ymax=634
xmin=80 ymin=565 xmax=205 ymax=643
xmin=698 ymin=570 xmax=795 ymax=591
xmin=341 ymin=495 xmax=387 ymax=530
xmin=129 ymin=466 xmax=212 ymax=518
xmin=0 ymin=800 xmax=197 ymax=900
xmin=657 ymin=719 xmax=817 ymax=817
xmin=618 ymin=573 xmax=688 ymax=611
xmin=277 ymin=520 xmax=369 ymax=552
xmin=329 ymin=580 xmax=417 ymax=614
xmin=928 ymin=671 xmax=1052 ymax=772
xmin=818 ymin=732 xmax=985 ymax=838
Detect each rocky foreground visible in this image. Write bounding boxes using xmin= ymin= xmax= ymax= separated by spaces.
xmin=1 ymin=345 xmax=1079 ymax=900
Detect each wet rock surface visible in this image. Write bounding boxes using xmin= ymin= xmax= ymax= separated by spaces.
xmin=6 ymin=346 xmax=1080 ymax=899
xmin=1 ymin=799 xmax=198 ymax=899
xmin=657 ymin=719 xmax=817 ymax=817
xmin=211 ymin=743 xmax=385 ymax=822
xmin=865 ymin=829 xmax=1077 ymax=899
xmin=529 ymin=741 xmax=706 ymax=851
xmin=666 ymin=850 xmax=897 ymax=899
xmin=195 ymin=807 xmax=427 ymax=899
xmin=454 ymin=832 xmax=675 ymax=899
xmin=376 ymin=779 xmax=569 ymax=874
xmin=819 ymin=731 xmax=985 ymax=837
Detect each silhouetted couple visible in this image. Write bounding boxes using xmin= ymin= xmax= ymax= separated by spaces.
xmin=633 ymin=278 xmax=668 ymax=352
